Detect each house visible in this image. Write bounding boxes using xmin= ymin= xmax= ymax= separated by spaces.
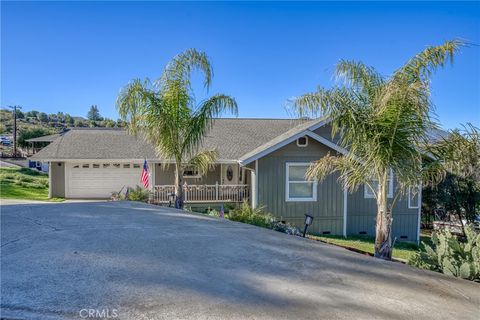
xmin=26 ymin=131 xmax=67 ymax=172
xmin=31 ymin=118 xmax=422 ymax=242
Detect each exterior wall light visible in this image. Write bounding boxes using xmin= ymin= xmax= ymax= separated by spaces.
xmin=303 ymin=214 xmax=314 ymax=237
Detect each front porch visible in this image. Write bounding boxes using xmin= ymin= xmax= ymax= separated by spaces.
xmin=152 ymin=184 xmax=250 ymax=204
xmin=151 ymin=162 xmax=252 ymax=204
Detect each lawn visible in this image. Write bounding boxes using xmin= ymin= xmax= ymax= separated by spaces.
xmin=308 ymin=233 xmax=431 ymax=261
xmin=0 ymin=167 xmax=62 ymax=201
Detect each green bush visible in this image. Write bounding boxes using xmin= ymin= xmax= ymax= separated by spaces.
xmin=126 ymin=186 xmax=150 ymax=202
xmin=229 ymin=201 xmax=273 ymax=228
xmin=409 ymin=224 xmax=480 ymax=281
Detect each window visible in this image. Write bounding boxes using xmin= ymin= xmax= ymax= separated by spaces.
xmin=297 ymin=136 xmax=308 ymax=147
xmin=82 ymin=164 xmax=89 ymax=168
xmin=103 ymin=164 xmax=110 ymax=168
xmin=123 ymin=164 xmax=131 ymax=168
xmin=92 ymin=164 xmax=100 ymax=168
xmin=113 ymin=163 xmax=120 ymax=168
xmin=408 ymin=185 xmax=421 ymax=209
xmin=133 ymin=164 xmax=140 ymax=169
xmin=286 ymin=163 xmax=317 ymax=202
xmin=73 ymin=165 xmax=79 ymax=169
xmin=226 ymin=165 xmax=234 ymax=181
xmin=364 ymin=170 xmax=394 ymax=198
xmin=183 ymin=167 xmax=200 ymax=178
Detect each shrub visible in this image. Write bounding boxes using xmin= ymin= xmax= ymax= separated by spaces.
xmin=126 ymin=185 xmax=150 ymax=202
xmin=272 ymin=221 xmax=302 ymax=236
xmin=229 ymin=201 xmax=273 ymax=228
xmin=409 ymin=224 xmax=480 ymax=281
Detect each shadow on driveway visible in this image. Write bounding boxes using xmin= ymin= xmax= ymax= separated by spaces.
xmin=1 ymin=201 xmax=479 ymax=319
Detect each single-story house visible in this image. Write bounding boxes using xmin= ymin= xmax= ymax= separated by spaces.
xmin=26 ymin=131 xmax=68 ymax=172
xmin=31 ymin=118 xmax=422 ymax=241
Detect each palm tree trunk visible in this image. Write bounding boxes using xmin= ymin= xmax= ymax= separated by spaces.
xmin=374 ymin=177 xmax=393 ymax=260
xmin=174 ymin=162 xmax=184 ymax=209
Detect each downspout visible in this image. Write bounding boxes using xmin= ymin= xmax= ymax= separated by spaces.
xmin=417 ymin=185 xmax=423 ymax=244
xmin=343 ymin=188 xmax=348 ymax=237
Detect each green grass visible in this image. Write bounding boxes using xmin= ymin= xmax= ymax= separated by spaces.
xmin=308 ymin=233 xmax=431 ymax=261
xmin=0 ymin=167 xmax=63 ymax=202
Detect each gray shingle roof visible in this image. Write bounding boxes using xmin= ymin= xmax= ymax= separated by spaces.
xmin=239 ymin=117 xmax=329 ymax=163
xmin=31 ymin=119 xmax=306 ymax=161
xmin=26 ymin=133 xmax=64 ymax=143
xmin=30 ymin=118 xmax=448 ymax=162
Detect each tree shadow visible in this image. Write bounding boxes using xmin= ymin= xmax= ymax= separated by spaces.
xmin=1 ymin=201 xmax=479 ymax=319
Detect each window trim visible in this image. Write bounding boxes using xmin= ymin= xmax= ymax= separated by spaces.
xmin=364 ymin=169 xmax=394 ymax=199
xmin=285 ymin=162 xmax=317 ymax=202
xmin=296 ymin=136 xmax=309 ymax=147
xmin=408 ymin=185 xmax=421 ymax=209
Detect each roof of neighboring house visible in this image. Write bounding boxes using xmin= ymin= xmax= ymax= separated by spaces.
xmin=26 ymin=132 xmax=64 ymax=143
xmin=31 ymin=119 xmax=307 ymax=161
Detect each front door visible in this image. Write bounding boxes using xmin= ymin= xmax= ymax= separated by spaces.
xmin=221 ymin=164 xmax=238 ymax=185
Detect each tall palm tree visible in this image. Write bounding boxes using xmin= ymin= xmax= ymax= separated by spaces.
xmin=291 ymin=40 xmax=463 ymax=260
xmin=117 ymin=49 xmax=238 ymax=209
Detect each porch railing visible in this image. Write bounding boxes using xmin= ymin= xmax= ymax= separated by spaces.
xmin=152 ymin=184 xmax=250 ymax=203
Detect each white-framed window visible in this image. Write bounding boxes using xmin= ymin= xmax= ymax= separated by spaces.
xmin=92 ymin=164 xmax=100 ymax=169
xmin=285 ymin=162 xmax=317 ymax=202
xmin=297 ymin=136 xmax=309 ymax=147
xmin=82 ymin=164 xmax=89 ymax=168
xmin=408 ymin=185 xmax=421 ymax=209
xmin=364 ymin=170 xmax=394 ymax=199
xmin=183 ymin=167 xmax=201 ymax=178
xmin=133 ymin=164 xmax=141 ymax=169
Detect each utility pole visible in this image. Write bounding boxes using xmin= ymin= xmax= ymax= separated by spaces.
xmin=7 ymin=105 xmax=22 ymax=157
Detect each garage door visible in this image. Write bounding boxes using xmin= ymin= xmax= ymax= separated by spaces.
xmin=66 ymin=162 xmax=144 ymax=198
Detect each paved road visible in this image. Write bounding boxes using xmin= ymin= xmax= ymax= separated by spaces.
xmin=0 ymin=160 xmax=21 ymax=168
xmin=1 ymin=201 xmax=479 ymax=320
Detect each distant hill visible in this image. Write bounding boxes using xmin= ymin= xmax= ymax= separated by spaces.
xmin=0 ymin=109 xmax=124 ymax=136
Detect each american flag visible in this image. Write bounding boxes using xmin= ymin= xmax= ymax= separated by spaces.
xmin=140 ymin=160 xmax=150 ymax=188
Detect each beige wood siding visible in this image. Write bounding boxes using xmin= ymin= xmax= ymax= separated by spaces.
xmin=50 ymin=161 xmax=65 ymax=197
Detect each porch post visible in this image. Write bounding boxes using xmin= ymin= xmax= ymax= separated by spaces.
xmin=251 ymin=160 xmax=258 ymax=209
xmin=215 ymin=181 xmax=219 ymax=201
xmin=48 ymin=162 xmax=52 ymax=198
xmin=343 ymin=188 xmax=347 ymax=237
xmin=416 ymin=185 xmax=423 ymax=244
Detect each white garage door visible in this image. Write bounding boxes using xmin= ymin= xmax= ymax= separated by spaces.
xmin=66 ymin=162 xmax=144 ymax=198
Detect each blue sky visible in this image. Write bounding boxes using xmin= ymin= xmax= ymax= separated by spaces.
xmin=2 ymin=1 xmax=479 ymax=129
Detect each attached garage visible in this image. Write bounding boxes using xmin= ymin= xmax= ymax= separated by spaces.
xmin=65 ymin=162 xmax=144 ymax=198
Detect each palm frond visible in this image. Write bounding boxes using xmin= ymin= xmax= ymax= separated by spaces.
xmin=181 ymin=94 xmax=238 ymax=157
xmin=157 ymin=48 xmax=213 ymax=92
xmin=394 ymin=39 xmax=464 ymax=84
xmin=116 ymin=78 xmax=152 ymax=135
xmin=335 ymin=60 xmax=385 ymax=97
xmin=187 ymin=150 xmax=218 ymax=175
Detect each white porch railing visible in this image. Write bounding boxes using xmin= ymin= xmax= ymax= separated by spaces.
xmin=152 ymin=183 xmax=249 ymax=203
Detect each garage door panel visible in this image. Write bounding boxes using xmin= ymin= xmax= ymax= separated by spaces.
xmin=66 ymin=163 xmax=145 ymax=198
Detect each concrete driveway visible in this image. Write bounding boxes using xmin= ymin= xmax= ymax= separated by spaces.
xmin=1 ymin=201 xmax=479 ymax=320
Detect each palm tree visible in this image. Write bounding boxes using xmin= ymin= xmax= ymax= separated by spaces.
xmin=291 ymin=40 xmax=463 ymax=260
xmin=117 ymin=49 xmax=238 ymax=209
